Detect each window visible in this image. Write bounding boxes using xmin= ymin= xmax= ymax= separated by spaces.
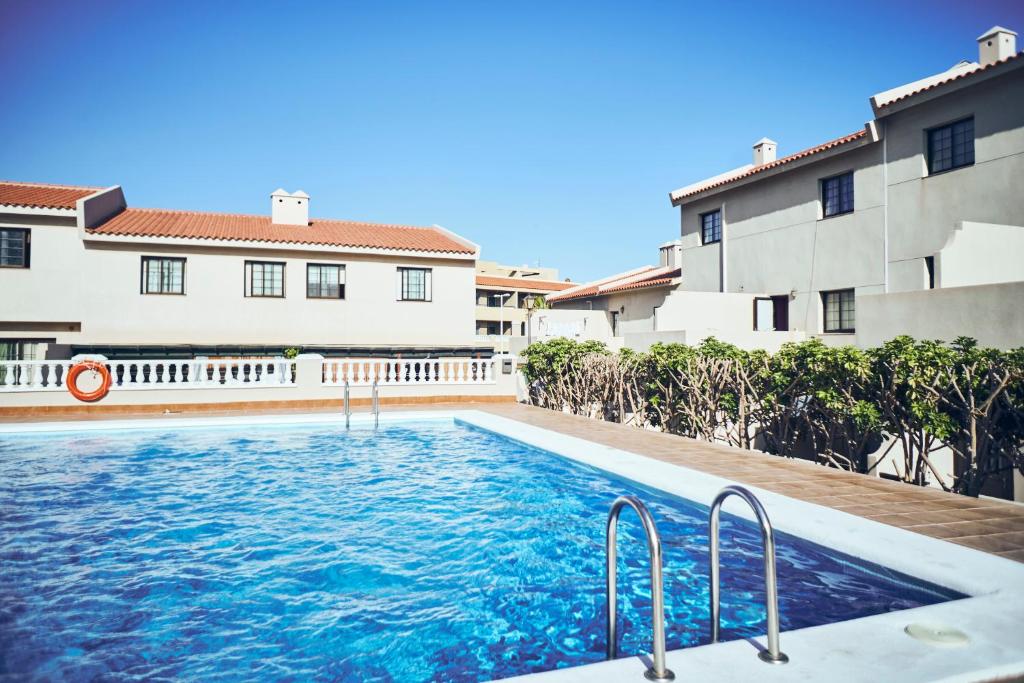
xmin=307 ymin=263 xmax=345 ymax=299
xmin=822 ymin=289 xmax=855 ymax=333
xmin=245 ymin=261 xmax=285 ymax=298
xmin=821 ymin=171 xmax=854 ymax=217
xmin=0 ymin=341 xmax=40 ymax=360
xmin=0 ymin=228 xmax=29 ymax=268
xmin=398 ymin=267 xmax=431 ymax=301
xmin=140 ymin=256 xmax=185 ymax=294
xmin=928 ymin=118 xmax=974 ymax=174
xmin=700 ymin=210 xmax=721 ymax=244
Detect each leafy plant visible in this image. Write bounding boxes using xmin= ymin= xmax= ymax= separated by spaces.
xmin=518 ymin=335 xmax=1024 ymax=498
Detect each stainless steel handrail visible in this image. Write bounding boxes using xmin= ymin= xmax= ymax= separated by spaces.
xmin=607 ymin=495 xmax=675 ymax=682
xmin=344 ymin=380 xmax=351 ymax=429
xmin=371 ymin=379 xmax=379 ymax=429
xmin=709 ymin=485 xmax=789 ymax=664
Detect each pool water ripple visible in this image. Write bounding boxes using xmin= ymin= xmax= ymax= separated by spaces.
xmin=0 ymin=420 xmax=962 ymax=681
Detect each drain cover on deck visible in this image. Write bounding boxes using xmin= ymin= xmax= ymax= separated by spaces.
xmin=905 ymin=622 xmax=970 ymax=648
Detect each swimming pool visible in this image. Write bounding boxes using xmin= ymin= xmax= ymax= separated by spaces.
xmin=0 ymin=414 xmax=980 ymax=681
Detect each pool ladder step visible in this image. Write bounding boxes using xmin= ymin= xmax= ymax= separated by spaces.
xmin=605 ymin=485 xmax=787 ymax=681
xmin=342 ymin=379 xmax=380 ymax=429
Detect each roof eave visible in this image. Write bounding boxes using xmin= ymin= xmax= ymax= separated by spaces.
xmin=670 ymin=131 xmax=877 ymax=206
xmin=80 ymin=231 xmax=477 ymax=260
xmin=871 ymin=53 xmax=1024 ymax=118
xmin=0 ymin=204 xmax=78 ymax=217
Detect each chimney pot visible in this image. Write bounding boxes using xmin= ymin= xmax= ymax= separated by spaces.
xmin=659 ymin=239 xmax=683 ymax=269
xmin=753 ymin=137 xmax=778 ymax=166
xmin=977 ymin=26 xmax=1017 ymax=65
xmin=271 ymin=189 xmax=309 ymax=226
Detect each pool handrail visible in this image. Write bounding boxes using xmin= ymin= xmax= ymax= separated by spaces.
xmin=606 ymin=495 xmax=675 ymax=682
xmin=709 ymin=485 xmax=789 ymax=664
xmin=372 ymin=379 xmax=379 ymax=429
xmin=344 ymin=380 xmax=351 ymax=429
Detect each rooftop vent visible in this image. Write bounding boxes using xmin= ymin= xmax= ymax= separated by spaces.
xmin=977 ymin=26 xmax=1017 ymax=65
xmin=271 ymin=188 xmax=310 ymax=226
xmin=753 ymin=138 xmax=778 ymax=166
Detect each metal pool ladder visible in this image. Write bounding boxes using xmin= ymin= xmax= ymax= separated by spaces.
xmin=709 ymin=485 xmax=789 ymax=664
xmin=343 ymin=380 xmax=351 ymax=429
xmin=606 ymin=495 xmax=675 ymax=682
xmin=371 ymin=379 xmax=380 ymax=429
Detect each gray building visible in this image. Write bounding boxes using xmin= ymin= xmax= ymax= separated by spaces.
xmin=668 ymin=26 xmax=1024 ymax=349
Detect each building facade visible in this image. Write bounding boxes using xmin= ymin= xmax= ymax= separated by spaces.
xmin=474 ymin=260 xmax=574 ymax=345
xmin=669 ymin=26 xmax=1024 ymax=349
xmin=0 ymin=182 xmax=483 ymax=360
xmin=547 ymin=26 xmax=1024 ymax=354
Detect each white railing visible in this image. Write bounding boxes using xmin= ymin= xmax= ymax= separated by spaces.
xmin=322 ymin=358 xmax=497 ymax=386
xmin=0 ymin=358 xmax=294 ymax=392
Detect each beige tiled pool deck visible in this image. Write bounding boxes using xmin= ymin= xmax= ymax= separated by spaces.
xmin=6 ymin=400 xmax=1024 ymax=563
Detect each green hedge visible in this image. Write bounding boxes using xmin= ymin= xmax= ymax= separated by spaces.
xmin=519 ymin=336 xmax=1024 ymax=498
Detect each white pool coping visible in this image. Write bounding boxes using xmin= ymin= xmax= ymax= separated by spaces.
xmin=3 ymin=410 xmax=1023 ymax=682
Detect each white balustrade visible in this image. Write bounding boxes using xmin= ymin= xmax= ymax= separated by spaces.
xmin=321 ymin=358 xmax=496 ymax=386
xmin=0 ymin=360 xmax=74 ymax=391
xmin=0 ymin=358 xmax=294 ymax=392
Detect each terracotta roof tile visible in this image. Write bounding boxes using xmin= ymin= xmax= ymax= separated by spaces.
xmin=475 ymin=275 xmax=575 ymax=291
xmin=87 ymin=208 xmax=476 ymax=255
xmin=600 ymin=272 xmax=678 ymax=295
xmin=671 ymin=130 xmax=869 ymax=202
xmin=0 ymin=181 xmax=102 ymax=210
xmin=876 ymin=51 xmax=1022 ymax=110
xmin=547 ymin=266 xmax=680 ymax=303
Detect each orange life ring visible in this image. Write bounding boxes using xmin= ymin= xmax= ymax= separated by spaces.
xmin=67 ymin=361 xmax=112 ymax=402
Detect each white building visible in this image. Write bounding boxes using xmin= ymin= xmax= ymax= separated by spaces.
xmin=0 ymin=181 xmax=484 ymax=360
xmin=474 ymin=260 xmax=574 ymax=344
xmin=548 ymin=26 xmax=1024 ymax=352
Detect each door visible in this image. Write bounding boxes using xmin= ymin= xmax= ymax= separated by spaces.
xmin=771 ymin=295 xmax=789 ymax=331
xmin=610 ymin=311 xmax=619 ymax=336
xmin=754 ymin=298 xmax=773 ymax=331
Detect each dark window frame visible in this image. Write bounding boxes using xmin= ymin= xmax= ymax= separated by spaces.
xmin=306 ymin=263 xmax=345 ymax=300
xmin=821 ymin=171 xmax=854 ymax=218
xmin=822 ymin=288 xmax=856 ymax=333
xmin=0 ymin=228 xmax=30 ymax=268
xmin=398 ymin=266 xmax=431 ymax=302
xmin=927 ymin=117 xmax=975 ymax=175
xmin=700 ymin=209 xmax=722 ymax=245
xmin=140 ymin=256 xmax=186 ymax=295
xmin=244 ymin=260 xmax=286 ymax=298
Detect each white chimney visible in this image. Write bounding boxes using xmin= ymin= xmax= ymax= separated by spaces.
xmin=977 ymin=26 xmax=1017 ymax=65
xmin=271 ymin=189 xmax=310 ymax=226
xmin=752 ymin=137 xmax=777 ymax=166
xmin=659 ymin=239 xmax=683 ymax=269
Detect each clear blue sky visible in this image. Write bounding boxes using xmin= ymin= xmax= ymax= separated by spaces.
xmin=2 ymin=1 xmax=1021 ymax=282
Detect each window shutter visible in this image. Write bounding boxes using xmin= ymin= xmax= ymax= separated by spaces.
xmin=338 ymin=265 xmax=346 ymax=285
xmin=244 ymin=262 xmax=252 ymax=297
xmin=425 ymin=269 xmax=432 ymax=301
xmin=396 ymin=269 xmax=404 ymax=300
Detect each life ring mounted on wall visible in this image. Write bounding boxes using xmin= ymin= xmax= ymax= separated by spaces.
xmin=67 ymin=361 xmax=112 ymax=402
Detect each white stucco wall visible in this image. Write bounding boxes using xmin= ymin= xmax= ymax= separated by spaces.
xmin=855 ymin=281 xmax=1024 ymax=349
xmin=936 ymin=221 xmax=1024 ymax=288
xmin=883 ymin=68 xmax=1024 ymax=269
xmin=0 ymin=221 xmax=478 ymax=350
xmin=679 ymin=142 xmax=887 ymax=339
xmin=525 ymin=308 xmax=613 ymax=343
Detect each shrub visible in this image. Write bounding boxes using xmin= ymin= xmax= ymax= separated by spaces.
xmin=519 ymin=336 xmax=1024 ymax=498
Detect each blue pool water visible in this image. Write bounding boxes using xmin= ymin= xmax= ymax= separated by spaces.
xmin=0 ymin=419 xmax=962 ymax=681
